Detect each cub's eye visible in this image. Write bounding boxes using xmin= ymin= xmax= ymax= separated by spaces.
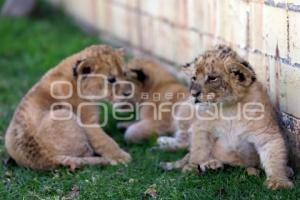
xmin=208 ymin=75 xmax=218 ymax=81
xmin=81 ymin=66 xmax=91 ymax=75
xmin=107 ymin=76 xmax=116 ymax=83
xmin=191 ymin=76 xmax=196 ymax=81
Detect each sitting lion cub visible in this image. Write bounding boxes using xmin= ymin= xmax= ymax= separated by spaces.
xmin=161 ymin=45 xmax=293 ymax=189
xmin=5 ymin=45 xmax=131 ymax=170
xmin=113 ymin=58 xmax=190 ymax=148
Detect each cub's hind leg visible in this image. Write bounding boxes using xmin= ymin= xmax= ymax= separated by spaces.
xmin=198 ymin=140 xmax=259 ymax=173
xmin=156 ymin=135 xmax=187 ymax=151
xmin=157 ymin=103 xmax=192 ymax=151
xmin=124 ymin=120 xmax=169 ymax=143
xmin=7 ymin=108 xmax=121 ymax=170
xmin=157 ymin=129 xmax=190 ymax=151
xmin=212 ymin=140 xmax=259 ymax=167
xmin=36 ymin=109 xmax=94 ymax=158
xmin=54 ymin=155 xmax=112 ymax=171
xmin=160 ymin=153 xmax=190 ymax=171
xmin=251 ymin=133 xmax=293 ymax=189
xmin=33 ymin=109 xmax=110 ymax=170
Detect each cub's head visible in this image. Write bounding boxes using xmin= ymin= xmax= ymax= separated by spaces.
xmin=184 ymin=45 xmax=256 ymax=104
xmin=113 ymin=58 xmax=152 ymax=106
xmin=73 ymin=47 xmax=124 ymax=101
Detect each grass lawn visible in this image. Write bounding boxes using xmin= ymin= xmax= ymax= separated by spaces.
xmin=0 ymin=2 xmax=299 ymax=199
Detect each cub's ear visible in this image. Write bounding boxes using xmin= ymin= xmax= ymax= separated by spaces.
xmin=131 ymin=69 xmax=148 ymax=82
xmin=225 ymin=60 xmax=256 ymax=87
xmin=181 ymin=56 xmax=200 ymax=77
xmin=72 ymin=59 xmax=82 ymax=77
xmin=72 ymin=59 xmax=93 ymax=78
xmin=181 ymin=62 xmax=196 ymax=77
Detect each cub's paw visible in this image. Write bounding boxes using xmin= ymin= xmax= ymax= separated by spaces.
xmin=182 ymin=163 xmax=198 ymax=173
xmin=160 ymin=153 xmax=190 ymax=171
xmin=157 ymin=137 xmax=188 ymax=151
xmin=62 ymin=158 xmax=78 ymax=172
xmin=160 ymin=161 xmax=176 ymax=171
xmin=199 ymin=159 xmax=223 ymax=173
xmin=160 ymin=161 xmax=196 ymax=172
xmin=157 ymin=137 xmax=174 ymax=149
xmin=160 ymin=161 xmax=194 ymax=172
xmin=159 ymin=161 xmax=194 ymax=172
xmin=265 ymin=178 xmax=294 ymax=190
xmin=246 ymin=167 xmax=260 ymax=176
xmin=105 ymin=150 xmax=132 ymax=165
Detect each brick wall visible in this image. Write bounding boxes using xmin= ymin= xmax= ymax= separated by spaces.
xmin=49 ymin=0 xmax=300 ymax=165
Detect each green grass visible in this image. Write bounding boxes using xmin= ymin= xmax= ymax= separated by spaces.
xmin=0 ymin=2 xmax=299 ymax=199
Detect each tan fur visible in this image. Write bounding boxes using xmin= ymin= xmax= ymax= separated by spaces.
xmin=113 ymin=58 xmax=190 ymax=148
xmin=5 ymin=45 xmax=131 ymax=170
xmin=162 ymin=45 xmax=293 ymax=189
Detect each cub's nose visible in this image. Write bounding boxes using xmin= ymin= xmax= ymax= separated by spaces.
xmin=108 ymin=76 xmax=116 ymax=83
xmin=191 ymin=90 xmax=201 ymax=97
xmin=122 ymin=91 xmax=131 ymax=97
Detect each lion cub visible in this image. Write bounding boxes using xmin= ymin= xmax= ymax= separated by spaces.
xmin=5 ymin=45 xmax=131 ymax=170
xmin=161 ymin=45 xmax=293 ymax=189
xmin=113 ymin=58 xmax=190 ymax=148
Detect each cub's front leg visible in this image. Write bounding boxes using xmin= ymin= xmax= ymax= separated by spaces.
xmin=157 ymin=117 xmax=190 ymax=151
xmin=80 ymin=105 xmax=131 ymax=164
xmin=124 ymin=119 xmax=161 ymax=143
xmin=182 ymin=128 xmax=220 ymax=172
xmin=85 ymin=127 xmax=131 ymax=164
xmin=251 ymin=132 xmax=293 ymax=189
xmin=157 ymin=100 xmax=193 ymax=151
xmin=161 ymin=127 xmax=222 ymax=172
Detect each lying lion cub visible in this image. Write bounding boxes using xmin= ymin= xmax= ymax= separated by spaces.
xmin=161 ymin=45 xmax=293 ymax=189
xmin=5 ymin=45 xmax=131 ymax=170
xmin=113 ymin=58 xmax=190 ymax=148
